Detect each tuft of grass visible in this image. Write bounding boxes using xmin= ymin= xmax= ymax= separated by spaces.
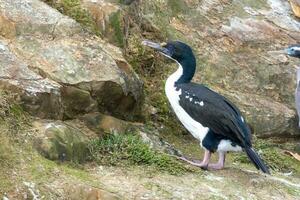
xmin=0 ymin=132 xmax=16 ymax=194
xmin=109 ymin=11 xmax=124 ymax=48
xmin=43 ymin=0 xmax=100 ymax=36
xmin=0 ymin=90 xmax=30 ymax=193
xmin=167 ymin=0 xmax=188 ymax=15
xmin=233 ymin=138 xmax=300 ymax=174
xmin=0 ymin=90 xmax=30 ymax=135
xmin=88 ymin=133 xmax=190 ymax=175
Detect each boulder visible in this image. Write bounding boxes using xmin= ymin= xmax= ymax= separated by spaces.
xmin=80 ymin=112 xmax=137 ymax=134
xmin=80 ymin=0 xmax=122 ymax=43
xmin=0 ymin=39 xmax=63 ymax=119
xmin=0 ymin=0 xmax=143 ymax=120
xmin=33 ymin=120 xmax=91 ymax=163
xmin=0 ymin=0 xmax=82 ymax=39
xmin=223 ymin=91 xmax=297 ymax=136
xmin=137 ymin=0 xmax=300 ymax=137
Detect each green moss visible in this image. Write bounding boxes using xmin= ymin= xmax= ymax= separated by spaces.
xmin=28 ymin=154 xmax=100 ymax=189
xmin=0 ymin=90 xmax=30 ymax=136
xmin=0 ymin=91 xmax=29 ymax=194
xmin=238 ymin=0 xmax=269 ymax=10
xmin=109 ymin=11 xmax=124 ymax=48
xmin=285 ymin=186 xmax=300 ymax=196
xmin=0 ymin=132 xmax=16 ymax=194
xmin=167 ymin=0 xmax=187 ymax=15
xmin=88 ymin=133 xmax=190 ymax=175
xmin=29 ymin=155 xmax=58 ymax=183
xmin=44 ymin=0 xmax=100 ymax=36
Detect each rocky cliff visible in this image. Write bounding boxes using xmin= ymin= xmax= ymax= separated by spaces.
xmin=1 ymin=0 xmax=300 ymax=199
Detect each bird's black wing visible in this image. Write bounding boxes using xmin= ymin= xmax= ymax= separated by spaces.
xmin=176 ymin=83 xmax=251 ymax=147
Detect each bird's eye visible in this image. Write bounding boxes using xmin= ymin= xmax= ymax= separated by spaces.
xmin=291 ymin=48 xmax=295 ymax=51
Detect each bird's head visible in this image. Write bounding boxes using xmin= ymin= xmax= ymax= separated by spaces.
xmin=285 ymin=44 xmax=300 ymax=58
xmin=142 ymin=40 xmax=196 ymax=83
xmin=142 ymin=40 xmax=196 ymax=64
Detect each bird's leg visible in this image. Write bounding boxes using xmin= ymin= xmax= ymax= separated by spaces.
xmin=177 ymin=150 xmax=211 ymax=169
xmin=208 ymin=151 xmax=226 ymax=170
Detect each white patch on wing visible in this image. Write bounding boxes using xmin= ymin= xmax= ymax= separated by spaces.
xmin=165 ymin=64 xmax=209 ymax=141
xmin=240 ymin=116 xmax=244 ymax=122
xmin=292 ymin=46 xmax=300 ymax=51
xmin=189 ymin=98 xmax=193 ymax=102
xmin=217 ymin=140 xmax=242 ymax=152
xmin=200 ymin=101 xmax=204 ymax=106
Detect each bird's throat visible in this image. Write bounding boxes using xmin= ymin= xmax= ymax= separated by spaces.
xmin=174 ymin=60 xmax=196 ymax=84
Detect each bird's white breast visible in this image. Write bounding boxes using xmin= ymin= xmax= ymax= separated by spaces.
xmin=165 ymin=65 xmax=209 ymax=142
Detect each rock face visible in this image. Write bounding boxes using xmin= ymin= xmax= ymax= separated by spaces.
xmin=33 ymin=120 xmax=91 ymax=163
xmin=0 ymin=0 xmax=142 ymax=121
xmin=290 ymin=0 xmax=300 ymax=17
xmin=0 ymin=40 xmax=63 ymax=119
xmin=0 ymin=0 xmax=299 ymax=137
xmin=80 ymin=112 xmax=136 ymax=134
xmin=137 ymin=0 xmax=300 ymax=137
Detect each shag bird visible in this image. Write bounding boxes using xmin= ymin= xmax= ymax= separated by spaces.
xmin=284 ymin=44 xmax=300 ymax=127
xmin=142 ymin=40 xmax=270 ymax=174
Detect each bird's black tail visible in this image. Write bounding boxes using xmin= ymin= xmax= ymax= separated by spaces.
xmin=245 ymin=147 xmax=270 ymax=174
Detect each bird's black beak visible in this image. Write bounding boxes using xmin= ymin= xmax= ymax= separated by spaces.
xmin=142 ymin=40 xmax=173 ymax=57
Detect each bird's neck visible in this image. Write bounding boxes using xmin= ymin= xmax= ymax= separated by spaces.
xmin=175 ymin=59 xmax=196 ymax=84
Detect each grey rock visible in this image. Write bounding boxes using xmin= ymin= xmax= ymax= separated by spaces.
xmin=33 ymin=120 xmax=90 ymax=163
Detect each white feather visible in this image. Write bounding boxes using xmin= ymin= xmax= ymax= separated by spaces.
xmin=217 ymin=140 xmax=242 ymax=152
xmin=165 ymin=64 xmax=209 ymax=141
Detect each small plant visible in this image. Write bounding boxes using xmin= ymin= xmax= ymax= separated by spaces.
xmin=0 ymin=90 xmax=29 ymax=135
xmin=167 ymin=0 xmax=187 ymax=15
xmin=43 ymin=0 xmax=100 ymax=36
xmin=88 ymin=133 xmax=190 ymax=175
xmin=109 ymin=11 xmax=124 ymax=48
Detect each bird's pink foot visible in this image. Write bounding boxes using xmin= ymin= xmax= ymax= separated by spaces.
xmin=208 ymin=162 xmax=224 ymax=170
xmin=175 ymin=150 xmax=211 ymax=170
xmin=208 ymin=151 xmax=226 ymax=170
xmin=176 ymin=156 xmax=208 ymax=169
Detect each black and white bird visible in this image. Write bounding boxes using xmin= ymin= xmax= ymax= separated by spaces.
xmin=284 ymin=44 xmax=300 ymax=127
xmin=142 ymin=40 xmax=270 ymax=173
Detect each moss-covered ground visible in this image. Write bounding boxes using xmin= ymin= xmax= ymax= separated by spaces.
xmin=88 ymin=133 xmax=193 ymax=175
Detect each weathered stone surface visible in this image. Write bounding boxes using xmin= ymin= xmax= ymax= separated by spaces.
xmin=33 ymin=120 xmax=90 ymax=163
xmin=0 ymin=0 xmax=143 ymax=120
xmin=138 ymin=0 xmax=300 ymax=137
xmin=0 ymin=39 xmax=63 ymax=119
xmin=222 ymin=17 xmax=281 ymax=42
xmin=138 ymin=130 xmax=183 ymax=156
xmin=289 ymin=0 xmax=300 ymax=18
xmin=0 ymin=0 xmax=82 ymax=39
xmin=80 ymin=112 xmax=137 ymax=134
xmin=223 ymin=91 xmax=297 ymax=136
xmin=81 ymin=0 xmax=120 ymax=33
xmin=12 ymin=35 xmax=142 ymax=119
xmin=80 ymin=0 xmax=126 ymax=47
xmin=61 ymin=86 xmax=97 ymax=119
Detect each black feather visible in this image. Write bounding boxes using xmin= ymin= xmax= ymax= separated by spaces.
xmin=176 ymin=82 xmax=251 ymax=147
xmin=245 ymin=147 xmax=270 ymax=174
